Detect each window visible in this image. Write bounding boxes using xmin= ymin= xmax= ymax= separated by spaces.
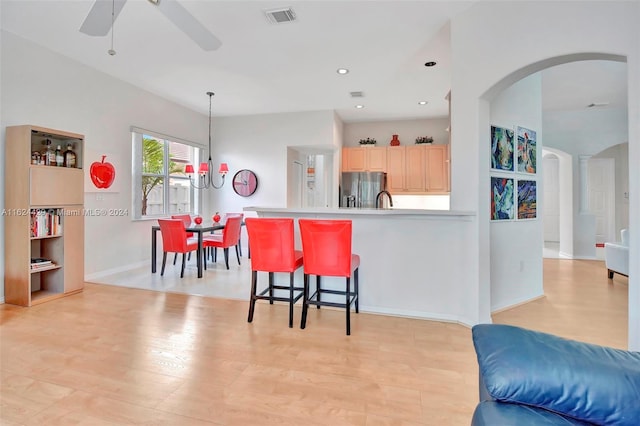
xmin=132 ymin=129 xmax=202 ymax=219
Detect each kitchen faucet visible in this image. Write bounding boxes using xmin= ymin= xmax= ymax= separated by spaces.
xmin=375 ymin=190 xmax=393 ymax=209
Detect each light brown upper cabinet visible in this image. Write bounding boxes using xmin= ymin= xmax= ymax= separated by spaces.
xmin=342 ymin=146 xmax=387 ymax=172
xmin=384 ymin=145 xmax=450 ymax=194
xmin=386 ymin=146 xmax=406 ymax=192
xmin=425 ymin=144 xmax=449 ymax=192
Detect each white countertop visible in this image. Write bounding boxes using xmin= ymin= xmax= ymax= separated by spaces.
xmin=244 ymin=206 xmax=475 ymax=217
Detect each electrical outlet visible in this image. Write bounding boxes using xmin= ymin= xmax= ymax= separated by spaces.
xmin=519 ymin=260 xmax=525 ymax=272
xmin=95 ymin=194 xmax=104 ymax=201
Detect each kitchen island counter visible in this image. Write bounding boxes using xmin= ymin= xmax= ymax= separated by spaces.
xmin=244 ymin=206 xmax=482 ymax=326
xmin=244 ymin=206 xmax=475 ymax=218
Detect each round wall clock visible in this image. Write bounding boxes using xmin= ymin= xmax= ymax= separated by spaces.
xmin=232 ymin=169 xmax=258 ymax=197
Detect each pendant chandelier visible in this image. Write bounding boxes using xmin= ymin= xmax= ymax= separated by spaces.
xmin=185 ymin=91 xmax=228 ymax=189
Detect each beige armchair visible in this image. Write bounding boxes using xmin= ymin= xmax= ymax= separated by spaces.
xmin=604 ymin=229 xmax=629 ymax=279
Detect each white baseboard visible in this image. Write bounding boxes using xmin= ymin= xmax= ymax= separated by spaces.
xmin=359 ymin=305 xmax=474 ymax=327
xmin=85 ymin=261 xmax=148 ymax=282
xmin=491 ymin=293 xmax=545 ymax=314
xmin=0 ymin=297 xmax=4 ymax=304
xmin=572 ymin=255 xmax=598 ymax=260
xmin=558 ymin=251 xmax=573 ymax=259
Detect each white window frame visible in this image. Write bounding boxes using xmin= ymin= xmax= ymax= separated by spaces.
xmin=131 ymin=127 xmax=203 ymax=220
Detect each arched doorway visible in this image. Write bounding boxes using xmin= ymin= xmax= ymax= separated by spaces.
xmin=477 ymin=53 xmax=630 ymax=343
xmin=542 ymin=147 xmax=573 ymax=259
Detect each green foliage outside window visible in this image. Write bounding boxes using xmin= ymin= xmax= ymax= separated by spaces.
xmin=141 ymin=137 xmax=183 ymax=216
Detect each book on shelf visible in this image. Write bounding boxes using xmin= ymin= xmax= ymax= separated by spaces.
xmin=30 ymin=257 xmax=53 ymax=269
xmin=31 ymin=263 xmax=56 ymax=270
xmin=30 ymin=209 xmax=62 ymax=237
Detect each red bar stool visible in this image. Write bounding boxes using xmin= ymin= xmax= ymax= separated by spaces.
xmin=157 ymin=218 xmax=198 ymax=278
xmin=298 ymin=219 xmax=360 ymax=335
xmin=245 ymin=218 xmax=304 ymax=328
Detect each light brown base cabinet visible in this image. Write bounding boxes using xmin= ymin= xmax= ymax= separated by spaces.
xmin=4 ymin=125 xmax=85 ymax=307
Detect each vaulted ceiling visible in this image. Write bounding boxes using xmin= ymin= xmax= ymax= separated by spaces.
xmin=0 ymin=1 xmax=628 ymax=122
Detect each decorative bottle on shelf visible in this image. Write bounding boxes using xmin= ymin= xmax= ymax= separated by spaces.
xmin=390 ymin=134 xmax=400 ymax=146
xmin=63 ymin=143 xmax=76 ymax=168
xmin=42 ymin=139 xmax=54 ymax=166
xmin=55 ymin=145 xmax=64 ymax=166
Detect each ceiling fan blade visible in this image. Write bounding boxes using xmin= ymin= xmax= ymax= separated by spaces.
xmin=80 ymin=0 xmax=128 ymax=36
xmin=154 ymin=0 xmax=222 ymax=51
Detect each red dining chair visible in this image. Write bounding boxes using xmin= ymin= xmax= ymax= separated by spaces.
xmin=224 ymin=213 xmax=245 ymax=257
xmin=157 ymin=218 xmax=199 ymax=278
xmin=171 ymin=214 xmax=196 ymax=264
xmin=245 ymin=218 xmax=304 ymax=328
xmin=202 ymin=215 xmax=243 ymax=269
xmin=298 ymin=219 xmax=360 ymax=335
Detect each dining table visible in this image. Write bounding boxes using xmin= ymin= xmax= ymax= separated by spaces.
xmin=151 ymin=220 xmax=227 ymax=278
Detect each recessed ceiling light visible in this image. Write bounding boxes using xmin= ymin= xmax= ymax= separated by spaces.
xmin=418 ymin=101 xmax=428 ymax=105
xmin=424 ymin=61 xmax=437 ymax=67
xmin=337 ymin=68 xmax=349 ymax=75
xmin=355 ymin=105 xmax=364 ymax=109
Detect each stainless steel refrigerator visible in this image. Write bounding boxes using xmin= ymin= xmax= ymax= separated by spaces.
xmin=340 ymin=172 xmax=388 ymax=208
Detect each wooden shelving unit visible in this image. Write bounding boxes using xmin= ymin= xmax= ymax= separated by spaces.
xmin=4 ymin=125 xmax=85 ymax=307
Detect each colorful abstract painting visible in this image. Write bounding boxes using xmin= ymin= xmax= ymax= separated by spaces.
xmin=517 ymin=179 xmax=537 ymax=219
xmin=517 ymin=126 xmax=537 ymax=174
xmin=491 ymin=126 xmax=514 ymax=171
xmin=491 ymin=177 xmax=515 ymax=220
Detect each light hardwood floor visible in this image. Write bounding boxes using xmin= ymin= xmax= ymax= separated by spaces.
xmin=0 ymin=258 xmax=628 ymax=425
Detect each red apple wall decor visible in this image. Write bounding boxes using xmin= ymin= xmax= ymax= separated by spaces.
xmin=213 ymin=212 xmax=221 ymax=223
xmin=90 ymin=155 xmax=116 ymax=189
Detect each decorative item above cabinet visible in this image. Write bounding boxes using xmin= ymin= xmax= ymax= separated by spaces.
xmin=358 ymin=137 xmax=377 ymax=145
xmin=415 ymin=136 xmax=434 ymax=144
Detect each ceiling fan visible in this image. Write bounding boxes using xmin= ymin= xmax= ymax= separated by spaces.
xmin=79 ymin=0 xmax=222 ymax=51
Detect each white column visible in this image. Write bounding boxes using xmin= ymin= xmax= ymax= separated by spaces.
xmin=579 ymin=155 xmax=591 ymax=214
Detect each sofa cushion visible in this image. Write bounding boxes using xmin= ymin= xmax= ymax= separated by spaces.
xmin=605 ymin=241 xmax=629 ymax=276
xmin=621 ymin=229 xmax=629 ymax=246
xmin=472 ymin=324 xmax=640 ymax=426
xmin=472 ymin=401 xmax=593 ymax=426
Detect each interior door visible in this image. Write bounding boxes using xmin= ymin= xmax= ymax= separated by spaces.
xmin=291 ymin=160 xmax=303 ymax=208
xmin=588 ymin=158 xmax=615 ymax=244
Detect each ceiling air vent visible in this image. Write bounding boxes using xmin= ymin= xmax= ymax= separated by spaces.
xmin=264 ymin=8 xmax=297 ymax=24
xmin=350 ymin=91 xmax=364 ymax=98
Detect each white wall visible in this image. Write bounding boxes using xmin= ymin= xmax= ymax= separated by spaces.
xmin=343 ymin=118 xmax=449 ymax=147
xmin=489 ymin=73 xmax=543 ymax=311
xmin=205 ymin=110 xmax=338 ymax=219
xmin=0 ymin=31 xmax=209 ymax=289
xmin=450 ymin=0 xmax=640 ymax=349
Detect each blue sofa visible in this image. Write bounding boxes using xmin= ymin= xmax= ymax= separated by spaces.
xmin=471 ymin=324 xmax=640 ymax=425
